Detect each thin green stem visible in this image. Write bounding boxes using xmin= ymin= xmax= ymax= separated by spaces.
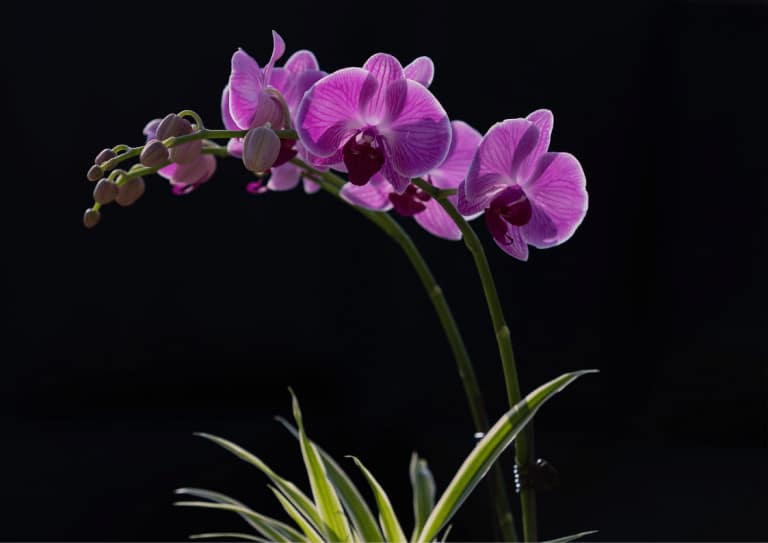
xmin=411 ymin=178 xmax=537 ymax=543
xmin=292 ymin=158 xmax=519 ymax=542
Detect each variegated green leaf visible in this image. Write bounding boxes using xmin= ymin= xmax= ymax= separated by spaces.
xmin=189 ymin=532 xmax=267 ymax=541
xmin=542 ymin=530 xmax=599 ymax=543
xmin=409 ymin=453 xmax=435 ymax=542
xmin=350 ymin=456 xmax=407 ymax=543
xmin=416 ymin=370 xmax=597 ymax=543
xmin=276 ymin=417 xmax=384 ymax=543
xmin=270 ymin=486 xmax=325 ymax=543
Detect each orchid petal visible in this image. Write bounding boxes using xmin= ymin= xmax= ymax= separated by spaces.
xmin=296 ymin=67 xmax=368 ymax=157
xmin=521 ymin=151 xmax=587 ymax=247
xmin=286 ymin=69 xmax=326 ymax=111
xmin=163 ymin=154 xmax=217 ymax=187
xmin=284 ymin=50 xmax=320 ymax=74
xmin=457 ymin=176 xmax=505 ymax=215
xmin=414 ymin=198 xmax=461 ymax=240
xmin=380 ymin=154 xmax=411 ymax=193
xmin=303 ymin=178 xmax=321 ymax=194
xmin=269 ymin=67 xmax=292 ymax=97
xmin=429 ymin=120 xmax=482 ymax=189
xmin=361 ymin=53 xmax=405 ymax=121
xmin=221 ymin=86 xmax=239 ymax=131
xmin=229 ymin=48 xmax=264 ymax=129
xmin=143 ymin=118 xmax=161 ymax=140
xmin=340 ymin=174 xmax=393 ymax=211
xmin=268 ymin=162 xmax=302 ymax=191
xmin=404 ymin=56 xmax=435 ymax=87
xmin=486 ymin=212 xmax=529 ymax=260
xmin=382 ymin=79 xmax=451 ymax=178
xmin=263 ymin=30 xmax=286 ymax=85
xmin=519 ymin=109 xmax=554 ymax=180
xmin=227 ymin=138 xmax=243 ymax=159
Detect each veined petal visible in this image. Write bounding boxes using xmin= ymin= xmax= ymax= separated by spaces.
xmin=229 ymin=48 xmax=264 ymax=129
xmin=287 ymin=69 xmax=326 ymax=111
xmin=380 ymin=154 xmax=410 ymax=193
xmin=284 ymin=50 xmax=320 ymax=74
xmin=296 ymin=67 xmax=368 ymax=157
xmin=165 ymin=154 xmax=217 ymax=186
xmin=220 ymin=86 xmax=239 ymax=131
xmin=414 ymin=198 xmax=461 ymax=240
xmin=404 ymin=56 xmax=435 ymax=87
xmin=263 ymin=30 xmax=286 ymax=85
xmin=268 ymin=162 xmax=301 ymax=191
xmin=340 ymin=174 xmax=393 ymax=211
xmin=429 ymin=120 xmax=482 ymax=189
xmin=486 ymin=213 xmax=529 ymax=260
xmin=361 ymin=53 xmax=405 ymax=121
xmin=519 ymin=109 xmax=554 ymax=180
xmin=382 ymin=79 xmax=451 ymax=178
xmin=269 ymin=67 xmax=292 ymax=97
xmin=521 ymin=151 xmax=587 ymax=247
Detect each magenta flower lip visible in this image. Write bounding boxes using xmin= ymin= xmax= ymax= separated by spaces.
xmin=458 ymin=109 xmax=588 ymax=260
xmin=296 ymin=53 xmax=451 ymax=193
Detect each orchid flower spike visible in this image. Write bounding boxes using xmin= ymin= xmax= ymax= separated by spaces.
xmin=297 ymin=53 xmax=451 ymax=193
xmin=458 ymin=109 xmax=588 ymax=261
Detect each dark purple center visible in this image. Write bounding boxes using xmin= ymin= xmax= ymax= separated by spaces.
xmin=273 ymin=138 xmax=298 ymax=168
xmin=389 ymin=184 xmax=431 ymax=216
xmin=485 ymin=186 xmax=532 ymax=245
xmin=342 ymin=132 xmax=385 ymax=186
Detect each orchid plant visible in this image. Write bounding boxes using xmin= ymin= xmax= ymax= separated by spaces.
xmin=82 ymin=30 xmax=594 ymax=542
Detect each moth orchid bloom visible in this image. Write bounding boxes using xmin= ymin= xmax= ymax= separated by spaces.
xmin=142 ymin=119 xmax=216 ymax=195
xmin=296 ymin=53 xmax=451 ymax=193
xmin=458 ymin=110 xmax=588 ymax=261
xmin=341 ymin=121 xmax=481 ymax=240
xmin=224 ymin=36 xmax=326 ymax=193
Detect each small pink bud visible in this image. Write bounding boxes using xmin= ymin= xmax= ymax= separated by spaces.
xmin=87 ymin=165 xmax=103 ymax=182
xmin=242 ymin=127 xmax=280 ymax=174
xmin=83 ymin=208 xmax=101 ymax=228
xmin=140 ymin=139 xmax=169 ymax=168
xmin=93 ymin=179 xmax=119 ymax=205
xmin=94 ymin=148 xmax=116 ymax=165
xmin=115 ymin=177 xmax=146 ymax=207
xmin=156 ymin=113 xmax=202 ymax=164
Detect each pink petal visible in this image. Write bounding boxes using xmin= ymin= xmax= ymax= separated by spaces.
xmin=303 ymin=178 xmax=321 ymax=194
xmin=382 ymin=79 xmax=451 ymax=178
xmin=414 ymin=198 xmax=461 ymax=240
xmin=263 ymin=30 xmax=286 ymax=85
xmin=361 ymin=53 xmax=405 ymax=122
xmin=221 ymin=86 xmax=239 ymax=131
xmin=227 ymin=138 xmax=243 ymax=159
xmin=404 ymin=56 xmax=435 ymax=87
xmin=296 ymin=68 xmax=368 ymax=157
xmin=284 ymin=50 xmax=320 ymax=74
xmin=229 ymin=49 xmax=264 ymax=129
xmin=380 ymin=154 xmax=410 ymax=193
xmin=486 ymin=212 xmax=529 ymax=260
xmin=519 ymin=109 xmax=554 ymax=180
xmin=340 ymin=174 xmax=393 ymax=211
xmin=268 ymin=162 xmax=301 ymax=191
xmin=429 ymin=120 xmax=481 ymax=189
xmin=457 ymin=176 xmax=504 ymax=215
xmin=521 ymin=152 xmax=587 ymax=247
xmin=166 ymin=154 xmax=217 ymax=187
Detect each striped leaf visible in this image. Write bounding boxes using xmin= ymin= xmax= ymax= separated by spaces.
xmin=350 ymin=456 xmax=407 ymax=543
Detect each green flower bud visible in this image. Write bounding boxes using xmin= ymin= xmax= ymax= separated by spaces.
xmin=140 ymin=139 xmax=169 ymax=168
xmin=242 ymin=127 xmax=280 ymax=174
xmin=115 ymin=177 xmax=146 ymax=207
xmin=93 ymin=179 xmax=119 ymax=205
xmin=83 ymin=208 xmax=101 ymax=228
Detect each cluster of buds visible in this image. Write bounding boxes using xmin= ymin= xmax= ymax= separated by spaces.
xmin=83 ymin=148 xmax=148 ymax=228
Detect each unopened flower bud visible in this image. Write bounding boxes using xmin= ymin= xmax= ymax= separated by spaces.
xmin=156 ymin=113 xmax=202 ymax=164
xmin=83 ymin=208 xmax=101 ymax=228
xmin=115 ymin=177 xmax=146 ymax=207
xmin=87 ymin=165 xmax=103 ymax=182
xmin=140 ymin=139 xmax=169 ymax=168
xmin=93 ymin=179 xmax=119 ymax=204
xmin=94 ymin=148 xmax=116 ymax=165
xmin=242 ymin=127 xmax=280 ymax=174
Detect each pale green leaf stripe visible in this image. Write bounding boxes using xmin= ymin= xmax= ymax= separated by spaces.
xmin=292 ymin=391 xmax=353 ymax=542
xmin=276 ymin=417 xmax=384 ymax=543
xmin=270 ymin=486 xmax=325 ymax=543
xmin=542 ymin=530 xmax=599 ymax=543
xmin=175 ymin=487 xmax=268 ymax=536
xmin=350 ymin=456 xmax=408 ymax=543
xmin=190 ymin=532 xmax=267 ymax=541
xmin=409 ymin=453 xmax=435 ymax=542
xmin=174 ymin=501 xmax=305 ymax=543
xmin=417 ymin=370 xmax=597 ymax=543
xmin=194 ymin=433 xmax=325 ymax=534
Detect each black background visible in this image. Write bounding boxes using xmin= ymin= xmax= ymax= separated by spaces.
xmin=1 ymin=0 xmax=766 ymax=540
